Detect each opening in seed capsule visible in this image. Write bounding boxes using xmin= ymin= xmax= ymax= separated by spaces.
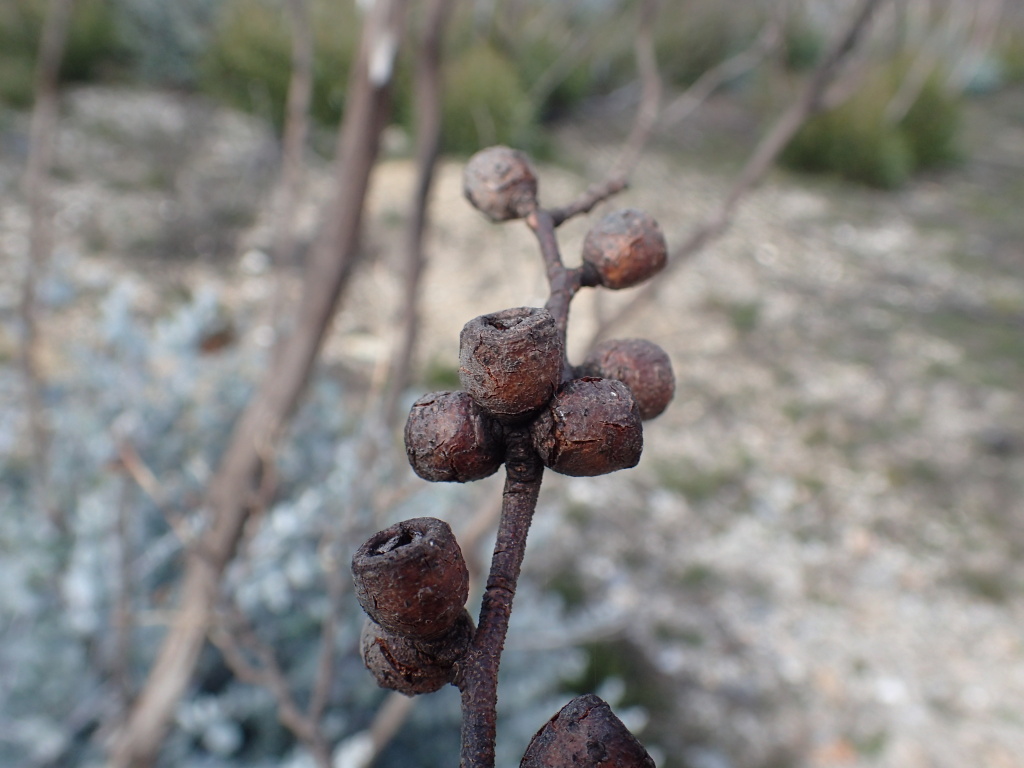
xmin=373 ymin=528 xmax=422 ymax=555
xmin=485 ymin=315 xmax=525 ymax=331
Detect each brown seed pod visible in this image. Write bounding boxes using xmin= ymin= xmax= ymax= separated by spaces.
xmin=360 ymin=609 xmax=474 ymax=696
xmin=352 ymin=517 xmax=469 ymax=641
xmin=463 ymin=145 xmax=539 ymax=222
xmin=580 ymin=339 xmax=675 ymax=420
xmin=530 ymin=378 xmax=643 ymax=477
xmin=581 ymin=209 xmax=667 ymax=290
xmin=404 ymin=391 xmax=504 ymax=483
xmin=520 ymin=694 xmax=656 ymax=768
xmin=459 ymin=307 xmax=563 ymax=424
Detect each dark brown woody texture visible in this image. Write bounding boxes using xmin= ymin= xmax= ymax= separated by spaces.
xmin=530 ymin=377 xmax=643 ymax=477
xmin=581 ymin=208 xmax=667 ymax=290
xmin=404 ymin=390 xmax=504 ymax=482
xmin=580 ymin=338 xmax=675 ymax=420
xmin=359 ymin=144 xmax=671 ymax=767
xmin=520 ymin=694 xmax=656 ymax=768
xmin=351 ymin=517 xmax=469 ymax=641
xmin=360 ymin=609 xmax=475 ymax=696
xmin=463 ymin=145 xmax=539 ymax=222
xmin=459 ymin=307 xmax=564 ymax=424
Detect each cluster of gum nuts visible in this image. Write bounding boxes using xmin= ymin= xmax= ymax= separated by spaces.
xmin=351 ymin=146 xmax=670 ymax=766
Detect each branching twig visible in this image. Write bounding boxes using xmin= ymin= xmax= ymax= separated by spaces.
xmin=308 ymin=535 xmax=346 ymax=724
xmin=110 ymin=4 xmax=410 ymax=765
xmin=590 ymin=0 xmax=888 ymax=345
xmin=438 ymin=6 xmax=884 ymax=762
xmin=609 ymin=0 xmax=663 ymax=180
xmin=547 ymin=178 xmax=631 ymax=227
xmin=660 ymin=18 xmax=782 ymax=127
xmin=210 ymin=604 xmax=332 ymax=768
xmin=450 ymin=6 xmax=670 ymax=764
xmin=382 ymin=0 xmax=453 ymax=427
xmin=456 ymin=178 xmax=644 ymax=765
xmin=113 ymin=476 xmax=136 ymax=712
xmin=267 ymin=0 xmax=313 ymax=328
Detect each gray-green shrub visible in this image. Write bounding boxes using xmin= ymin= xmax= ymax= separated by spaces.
xmin=782 ymin=61 xmax=962 ymax=188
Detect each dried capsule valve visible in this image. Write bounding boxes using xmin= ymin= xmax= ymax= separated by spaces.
xmin=459 ymin=307 xmax=563 ymax=424
xmin=581 ymin=338 xmax=675 ymax=420
xmin=351 ymin=517 xmax=469 ymax=641
xmin=530 ymin=377 xmax=643 ymax=477
xmin=463 ymin=145 xmax=539 ymax=222
xmin=405 ymin=391 xmax=504 ymax=482
xmin=581 ymin=208 xmax=667 ymax=290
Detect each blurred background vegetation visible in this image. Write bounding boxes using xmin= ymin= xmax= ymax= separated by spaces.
xmin=3 ymin=0 xmax=1022 ymax=182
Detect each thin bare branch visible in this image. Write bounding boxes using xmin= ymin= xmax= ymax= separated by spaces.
xmin=547 ymin=177 xmax=631 ymax=227
xmin=660 ymin=19 xmax=782 ymax=127
xmin=382 ymin=0 xmax=454 ymax=427
xmin=609 ymin=0 xmax=663 ymax=180
xmin=113 ymin=477 xmax=136 ymax=711
xmin=20 ymin=0 xmax=77 ymax=534
xmin=109 ymin=3 xmax=410 ymax=765
xmin=365 ymin=693 xmax=417 ymax=767
xmin=116 ymin=440 xmax=196 ymax=550
xmin=267 ymin=0 xmax=314 ymax=328
xmin=210 ymin=605 xmax=331 ymax=767
xmin=543 ymin=0 xmax=661 ymax=227
xmin=590 ymin=0 xmax=889 ymax=345
xmin=308 ymin=535 xmax=346 ymax=724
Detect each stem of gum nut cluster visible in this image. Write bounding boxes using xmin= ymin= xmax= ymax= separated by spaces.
xmin=458 ymin=159 xmax=632 ymax=768
xmin=457 ymin=427 xmax=543 ymax=768
xmin=526 ymin=209 xmax=580 ymax=374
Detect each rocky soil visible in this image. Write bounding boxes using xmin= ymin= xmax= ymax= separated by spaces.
xmin=1 ymin=85 xmax=1023 ymax=768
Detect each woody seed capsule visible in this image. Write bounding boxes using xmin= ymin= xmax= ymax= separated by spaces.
xmin=463 ymin=145 xmax=539 ymax=222
xmin=581 ymin=338 xmax=675 ymax=420
xmin=581 ymin=208 xmax=667 ymax=290
xmin=352 ymin=517 xmax=469 ymax=641
xmin=520 ymin=694 xmax=656 ymax=768
xmin=404 ymin=391 xmax=504 ymax=482
xmin=530 ymin=377 xmax=643 ymax=477
xmin=459 ymin=307 xmax=563 ymax=424
xmin=360 ymin=609 xmax=474 ymax=696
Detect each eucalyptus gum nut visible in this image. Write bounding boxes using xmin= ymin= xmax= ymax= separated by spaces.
xmin=581 ymin=208 xmax=667 ymax=290
xmin=530 ymin=378 xmax=643 ymax=477
xmin=360 ymin=610 xmax=474 ymax=696
xmin=459 ymin=307 xmax=563 ymax=424
xmin=581 ymin=338 xmax=675 ymax=420
xmin=351 ymin=517 xmax=469 ymax=641
xmin=463 ymin=145 xmax=539 ymax=222
xmin=520 ymin=694 xmax=656 ymax=768
xmin=404 ymin=391 xmax=504 ymax=482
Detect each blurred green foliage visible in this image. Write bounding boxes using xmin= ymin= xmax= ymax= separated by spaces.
xmin=900 ymin=72 xmax=962 ymax=169
xmin=0 ymin=0 xmax=126 ymax=107
xmin=511 ymin=32 xmax=594 ymax=122
xmin=0 ymin=0 xmax=993 ymax=179
xmin=781 ymin=12 xmax=824 ymax=72
xmin=655 ymin=1 xmax=753 ymax=85
xmin=116 ymin=0 xmax=221 ymax=86
xmin=439 ymin=41 xmax=537 ymax=155
xmin=200 ymin=0 xmax=358 ymax=133
xmin=782 ymin=62 xmax=963 ymax=189
xmin=199 ymin=0 xmax=601 ymax=151
xmin=652 ymin=0 xmax=761 ymax=87
xmin=997 ymin=26 xmax=1024 ymax=83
